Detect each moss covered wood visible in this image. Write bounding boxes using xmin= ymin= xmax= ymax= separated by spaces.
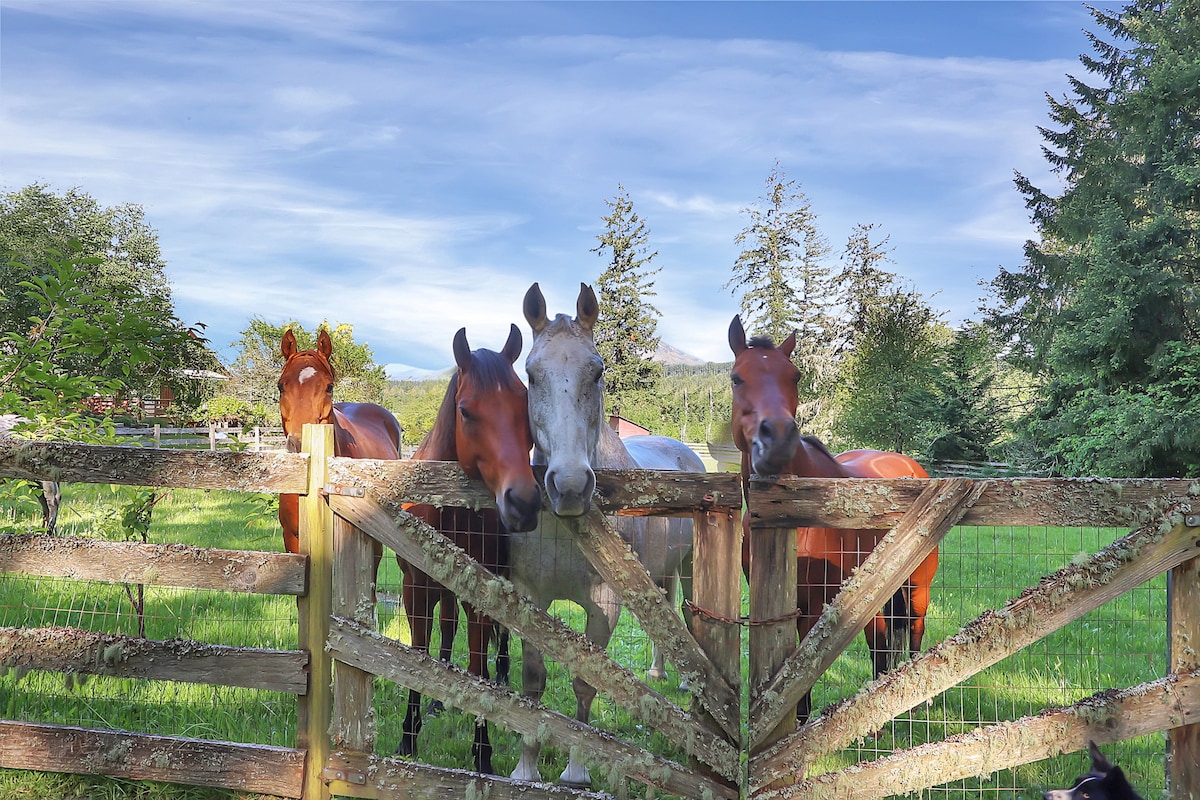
xmin=751 ymin=506 xmax=1200 ymax=787
xmin=754 ymin=476 xmax=1200 ymax=529
xmin=0 ymin=626 xmax=307 ymax=693
xmin=690 ymin=508 xmax=743 ymax=756
xmin=1168 ymin=553 xmax=1200 ymax=798
xmin=327 ymin=491 xmax=741 ymax=783
xmin=566 ymin=511 xmax=740 ymax=740
xmin=748 ymin=479 xmax=985 ymax=750
xmin=325 ymin=457 xmax=741 ymax=516
xmin=764 ymin=671 xmax=1200 ymax=800
xmin=323 ymin=750 xmax=613 ymax=800
xmin=0 ymin=535 xmax=306 ymax=595
xmin=327 ymin=617 xmax=737 ymax=800
xmin=0 ymin=720 xmax=305 ymax=798
xmin=748 ymin=519 xmax=796 ymax=753
xmin=0 ymin=438 xmax=307 ymax=493
xmin=331 ymin=512 xmax=376 ymax=752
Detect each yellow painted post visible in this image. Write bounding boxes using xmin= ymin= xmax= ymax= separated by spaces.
xmin=297 ymin=423 xmax=333 ymax=800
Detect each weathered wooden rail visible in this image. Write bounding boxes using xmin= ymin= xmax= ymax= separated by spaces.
xmin=1 ymin=433 xmax=1197 ymax=799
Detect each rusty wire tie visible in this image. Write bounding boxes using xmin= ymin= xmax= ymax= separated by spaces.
xmin=684 ymin=599 xmax=806 ymax=627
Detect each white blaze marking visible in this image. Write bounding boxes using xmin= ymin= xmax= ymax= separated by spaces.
xmin=298 ymin=367 xmax=318 ymax=384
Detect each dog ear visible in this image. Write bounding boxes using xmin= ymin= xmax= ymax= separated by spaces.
xmin=1088 ymin=740 xmax=1115 ymax=773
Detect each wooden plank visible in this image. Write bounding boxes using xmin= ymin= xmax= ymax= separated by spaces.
xmin=751 ymin=476 xmax=1200 ymax=529
xmin=326 ymin=457 xmax=743 ymax=515
xmin=327 ymin=617 xmax=737 ymax=800
xmin=752 ymin=505 xmax=1200 ymax=788
xmin=1169 ymin=553 xmax=1200 ymax=799
xmin=327 ymin=492 xmax=742 ymax=783
xmin=762 ymin=671 xmax=1200 ymax=800
xmin=691 ymin=508 xmax=743 ymax=748
xmin=297 ymin=423 xmax=333 ymax=800
xmin=748 ymin=479 xmax=985 ymax=750
xmin=749 ymin=522 xmax=797 ymax=752
xmin=0 ymin=720 xmax=305 ymax=798
xmin=331 ymin=512 xmax=376 ymax=752
xmin=567 ymin=511 xmax=741 ymax=740
xmin=324 ymin=751 xmax=612 ymax=800
xmin=0 ymin=626 xmax=307 ymax=693
xmin=0 ymin=535 xmax=307 ymax=595
xmin=0 ymin=438 xmax=307 ymax=493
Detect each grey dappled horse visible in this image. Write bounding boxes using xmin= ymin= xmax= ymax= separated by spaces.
xmin=0 ymin=415 xmax=60 ymax=534
xmin=508 ymin=282 xmax=703 ymax=787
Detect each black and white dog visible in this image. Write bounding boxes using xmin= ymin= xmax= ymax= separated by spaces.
xmin=1043 ymin=741 xmax=1144 ymax=800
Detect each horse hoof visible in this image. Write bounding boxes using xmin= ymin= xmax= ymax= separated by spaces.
xmin=395 ymin=739 xmax=416 ymax=758
xmin=647 ymin=668 xmax=668 ymax=681
xmin=426 ymin=699 xmax=445 ymax=717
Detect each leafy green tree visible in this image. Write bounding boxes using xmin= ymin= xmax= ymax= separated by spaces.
xmin=223 ymin=318 xmax=389 ymax=420
xmin=0 ymin=246 xmax=199 ymax=439
xmin=833 ymin=287 xmax=948 ymax=457
xmin=0 ymin=185 xmax=214 ymax=405
xmin=985 ymin=0 xmax=1200 ymax=476
xmin=591 ymin=185 xmax=663 ymax=422
xmin=727 ymin=163 xmax=838 ymax=428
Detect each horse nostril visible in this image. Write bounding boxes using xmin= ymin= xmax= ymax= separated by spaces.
xmin=758 ymin=419 xmax=775 ymax=444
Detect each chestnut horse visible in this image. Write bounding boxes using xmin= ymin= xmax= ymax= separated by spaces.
xmin=399 ymin=324 xmax=541 ymax=774
xmin=728 ymin=315 xmax=936 ymax=722
xmin=277 ymin=328 xmax=402 ymax=555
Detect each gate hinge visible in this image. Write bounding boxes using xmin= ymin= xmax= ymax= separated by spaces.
xmin=322 ymin=767 xmax=366 ymax=785
xmin=323 ymin=483 xmax=366 ymax=498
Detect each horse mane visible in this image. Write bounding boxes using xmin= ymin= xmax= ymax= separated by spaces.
xmin=414 ymin=348 xmax=524 ymax=462
xmin=799 ymin=434 xmax=838 ymax=461
xmin=747 ymin=335 xmax=777 ymax=350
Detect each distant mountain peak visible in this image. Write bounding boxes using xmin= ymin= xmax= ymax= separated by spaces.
xmin=653 ymin=341 xmax=706 ymax=366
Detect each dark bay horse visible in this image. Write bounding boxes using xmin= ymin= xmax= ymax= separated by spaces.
xmin=277 ymin=328 xmax=402 ymax=556
xmin=728 ymin=315 xmax=935 ymax=722
xmin=399 ymin=324 xmax=541 ymax=774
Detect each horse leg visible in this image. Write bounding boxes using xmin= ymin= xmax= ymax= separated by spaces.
xmin=38 ymin=481 xmax=60 ymax=535
xmin=559 ymin=583 xmax=621 ymax=788
xmin=465 ymin=603 xmax=494 ymax=774
xmin=426 ymin=590 xmax=457 ymax=718
xmin=511 ymin=638 xmax=548 ymax=782
xmin=398 ymin=580 xmax=434 ymax=758
xmin=648 ymin=568 xmax=675 ymax=681
xmin=494 ymin=623 xmax=510 ymax=686
xmin=907 ymin=550 xmax=939 ymax=655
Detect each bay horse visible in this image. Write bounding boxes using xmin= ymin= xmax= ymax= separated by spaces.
xmin=728 ymin=314 xmax=936 ymax=722
xmin=277 ymin=327 xmax=402 ymax=557
xmin=399 ymin=324 xmax=541 ymax=774
xmin=509 ymin=282 xmax=703 ymax=788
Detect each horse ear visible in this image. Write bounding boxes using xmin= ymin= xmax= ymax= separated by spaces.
xmin=576 ymin=283 xmax=599 ymax=335
xmin=523 ymin=283 xmax=549 ymax=335
xmin=281 ymin=328 xmax=298 ymax=360
xmin=317 ymin=328 xmax=333 ymax=359
xmin=501 ymin=323 xmax=523 ymax=364
xmin=728 ymin=316 xmax=747 ymax=356
xmin=780 ymin=331 xmax=797 ymax=359
xmin=453 ymin=327 xmax=472 ymax=373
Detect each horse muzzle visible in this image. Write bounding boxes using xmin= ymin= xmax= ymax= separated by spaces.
xmin=498 ymin=485 xmax=542 ymax=532
xmin=543 ymin=464 xmax=595 ymax=517
xmin=750 ymin=417 xmax=800 ymax=476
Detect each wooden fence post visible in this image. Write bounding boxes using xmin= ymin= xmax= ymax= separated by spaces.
xmin=297 ymin=424 xmax=333 ymax=800
xmin=691 ymin=508 xmax=743 ymax=747
xmin=331 ymin=510 xmax=376 ymax=754
xmin=749 ymin=516 xmax=797 ymax=752
xmin=1168 ymin=514 xmax=1200 ymax=800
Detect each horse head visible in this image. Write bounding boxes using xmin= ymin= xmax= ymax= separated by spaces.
xmin=523 ymin=281 xmax=603 ymax=517
xmin=728 ymin=315 xmax=802 ymax=476
xmin=279 ymin=327 xmax=336 ymax=453
xmin=450 ymin=324 xmax=542 ymax=532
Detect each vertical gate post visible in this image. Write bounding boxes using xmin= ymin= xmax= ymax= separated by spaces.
xmin=331 ymin=509 xmax=377 ymax=752
xmin=297 ymin=423 xmax=334 ymax=800
xmin=692 ymin=507 xmax=744 ymax=768
xmin=1168 ymin=519 xmax=1200 ymax=799
xmin=749 ymin=515 xmax=797 ymax=753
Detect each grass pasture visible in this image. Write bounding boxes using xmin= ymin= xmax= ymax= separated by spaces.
xmin=0 ymin=483 xmax=1177 ymax=799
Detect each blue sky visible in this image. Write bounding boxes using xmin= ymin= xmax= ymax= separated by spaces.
xmin=1 ymin=1 xmax=1120 ymax=373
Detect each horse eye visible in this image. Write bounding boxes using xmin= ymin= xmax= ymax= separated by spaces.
xmin=459 ymin=405 xmax=473 ymax=422
xmin=326 ymin=383 xmax=334 ymax=394
xmin=731 ymin=373 xmax=743 ymax=387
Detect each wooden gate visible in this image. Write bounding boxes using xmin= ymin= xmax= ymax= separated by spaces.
xmin=1 ymin=427 xmax=1198 ymax=799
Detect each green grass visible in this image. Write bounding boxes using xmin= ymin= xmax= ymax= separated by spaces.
xmin=0 ymin=486 xmax=1178 ymax=799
